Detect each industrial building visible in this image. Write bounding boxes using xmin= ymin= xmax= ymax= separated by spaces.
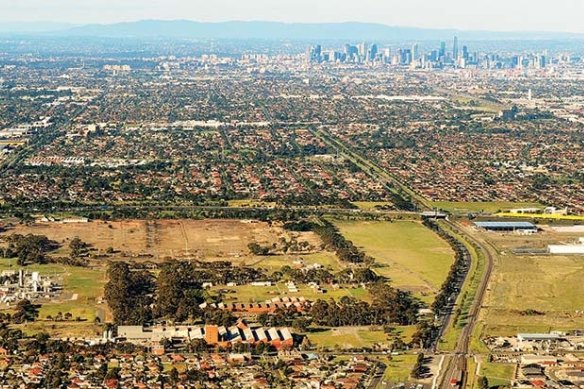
xmin=117 ymin=322 xmax=294 ymax=349
xmin=474 ymin=221 xmax=538 ymax=233
xmin=0 ymin=270 xmax=60 ymax=303
xmin=548 ymin=238 xmax=584 ymax=255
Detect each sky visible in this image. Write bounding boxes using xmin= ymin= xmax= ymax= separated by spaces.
xmin=1 ymin=0 xmax=583 ymax=33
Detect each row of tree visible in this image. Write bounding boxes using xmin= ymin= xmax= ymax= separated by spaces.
xmin=423 ymin=220 xmax=470 ymax=317
xmin=311 ymin=220 xmax=371 ymax=264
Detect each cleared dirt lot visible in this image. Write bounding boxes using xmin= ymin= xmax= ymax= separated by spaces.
xmin=1 ymin=219 xmax=322 ymax=261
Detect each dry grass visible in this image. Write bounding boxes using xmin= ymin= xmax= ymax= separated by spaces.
xmin=2 ymin=219 xmax=322 ymax=262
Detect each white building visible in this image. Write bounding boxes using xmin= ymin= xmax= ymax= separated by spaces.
xmin=548 ymin=238 xmax=584 ymax=254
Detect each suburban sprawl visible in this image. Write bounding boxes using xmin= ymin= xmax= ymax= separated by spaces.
xmin=0 ymin=32 xmax=582 ymax=389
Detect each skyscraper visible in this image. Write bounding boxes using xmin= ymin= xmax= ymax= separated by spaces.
xmin=439 ymin=41 xmax=446 ymax=59
xmin=368 ymin=43 xmax=378 ymax=62
xmin=453 ymin=36 xmax=459 ymax=60
xmin=411 ymin=43 xmax=419 ymax=62
xmin=357 ymin=42 xmax=368 ymax=60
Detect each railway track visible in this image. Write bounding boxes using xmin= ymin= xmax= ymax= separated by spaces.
xmin=438 ymin=220 xmax=495 ymax=389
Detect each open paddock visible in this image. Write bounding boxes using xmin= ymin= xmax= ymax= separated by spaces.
xmin=334 ymin=220 xmax=455 ymax=303
xmin=1 ymin=219 xmax=323 ymax=262
xmin=472 ymin=227 xmax=584 ymax=337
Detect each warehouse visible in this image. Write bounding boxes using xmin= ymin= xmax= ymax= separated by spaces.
xmin=474 ymin=221 xmax=538 ymax=233
xmin=548 ymin=238 xmax=584 ymax=255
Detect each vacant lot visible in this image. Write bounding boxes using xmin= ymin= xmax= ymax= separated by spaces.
xmin=484 ymin=254 xmax=584 ymax=335
xmin=247 ymin=252 xmax=342 ymax=272
xmin=432 ymin=201 xmax=542 ymax=214
xmin=476 ymin=230 xmax=584 ymax=336
xmin=335 ymin=220 xmax=454 ymax=302
xmin=2 ymin=219 xmax=322 ymax=262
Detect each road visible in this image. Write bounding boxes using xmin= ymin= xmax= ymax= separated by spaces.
xmin=307 ymin=126 xmax=496 ymax=389
xmin=437 ymin=221 xmax=495 ymax=389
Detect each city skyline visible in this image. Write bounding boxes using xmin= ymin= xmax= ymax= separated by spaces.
xmin=1 ymin=0 xmax=584 ymax=34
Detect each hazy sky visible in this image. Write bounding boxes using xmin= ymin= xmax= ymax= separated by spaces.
xmin=1 ymin=0 xmax=584 ymax=33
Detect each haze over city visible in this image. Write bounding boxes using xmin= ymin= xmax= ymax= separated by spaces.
xmin=1 ymin=0 xmax=584 ymax=33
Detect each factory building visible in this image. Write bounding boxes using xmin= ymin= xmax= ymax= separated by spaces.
xmin=548 ymin=238 xmax=584 ymax=255
xmin=474 ymin=221 xmax=538 ymax=233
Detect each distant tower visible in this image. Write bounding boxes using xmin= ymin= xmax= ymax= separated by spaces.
xmin=439 ymin=41 xmax=446 ymax=59
xmin=368 ymin=43 xmax=378 ymax=62
xmin=411 ymin=43 xmax=419 ymax=62
xmin=528 ymin=89 xmax=533 ymax=101
xmin=358 ymin=42 xmax=368 ymax=60
xmin=453 ymin=36 xmax=459 ymax=60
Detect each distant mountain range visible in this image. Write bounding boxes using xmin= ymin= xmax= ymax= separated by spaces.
xmin=3 ymin=20 xmax=584 ymax=41
xmin=0 ymin=22 xmax=74 ymax=34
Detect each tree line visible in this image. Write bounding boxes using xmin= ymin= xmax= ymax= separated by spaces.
xmin=422 ymin=220 xmax=470 ymax=317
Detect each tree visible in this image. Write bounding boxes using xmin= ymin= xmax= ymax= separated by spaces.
xmin=154 ymin=261 xmax=204 ymax=322
xmin=248 ymin=243 xmax=270 ymax=256
xmin=411 ymin=353 xmax=425 ymax=378
xmin=292 ymin=317 xmax=311 ymax=332
xmin=4 ymin=234 xmax=58 ymax=266
xmin=69 ymin=237 xmax=88 ymax=257
xmin=170 ymin=367 xmax=179 ymax=384
xmin=104 ymin=262 xmax=154 ymax=325
xmin=12 ymin=299 xmax=39 ymax=324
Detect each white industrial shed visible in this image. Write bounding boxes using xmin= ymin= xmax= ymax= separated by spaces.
xmin=548 ymin=238 xmax=584 ymax=254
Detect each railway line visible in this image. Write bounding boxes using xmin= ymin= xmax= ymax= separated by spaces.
xmin=437 ymin=221 xmax=495 ymax=389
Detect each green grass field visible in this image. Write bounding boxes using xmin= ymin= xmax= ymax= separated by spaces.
xmin=334 ymin=221 xmax=454 ymax=302
xmin=432 ymin=201 xmax=542 ymax=214
xmin=479 ymin=361 xmax=515 ymax=387
xmin=382 ymin=354 xmax=418 ymax=382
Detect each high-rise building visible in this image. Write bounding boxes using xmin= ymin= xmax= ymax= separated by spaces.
xmin=344 ymin=44 xmax=358 ymax=62
xmin=357 ymin=42 xmax=368 ymax=59
xmin=439 ymin=41 xmax=446 ymax=59
xmin=368 ymin=43 xmax=378 ymax=62
xmin=411 ymin=43 xmax=419 ymax=62
xmin=306 ymin=45 xmax=322 ymax=63
xmin=453 ymin=36 xmax=459 ymax=60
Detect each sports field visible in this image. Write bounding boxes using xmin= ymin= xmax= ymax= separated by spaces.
xmin=334 ymin=220 xmax=455 ymax=302
xmin=307 ymin=325 xmax=416 ymax=350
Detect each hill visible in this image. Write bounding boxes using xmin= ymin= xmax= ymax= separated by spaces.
xmin=48 ymin=20 xmax=584 ymax=41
